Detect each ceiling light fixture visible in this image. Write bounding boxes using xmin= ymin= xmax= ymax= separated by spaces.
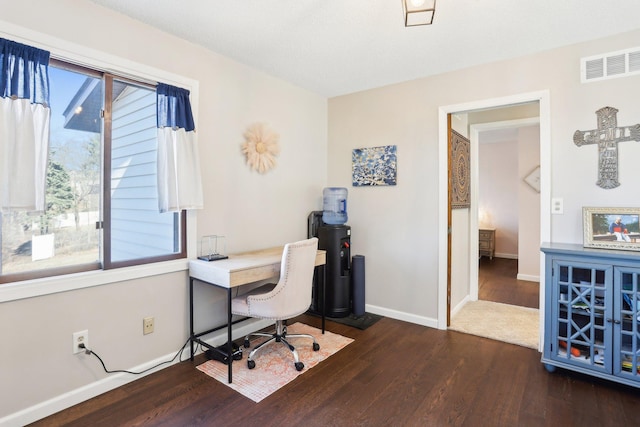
xmin=403 ymin=0 xmax=436 ymax=27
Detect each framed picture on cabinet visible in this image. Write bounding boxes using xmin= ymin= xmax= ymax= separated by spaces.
xmin=583 ymin=207 xmax=640 ymax=251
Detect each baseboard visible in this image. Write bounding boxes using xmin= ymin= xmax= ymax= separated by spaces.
xmin=494 ymin=252 xmax=518 ymax=259
xmin=1 ymin=318 xmax=271 ymax=427
xmin=365 ymin=303 xmax=439 ymax=329
xmin=517 ymin=273 xmax=540 ymax=282
xmin=450 ymin=295 xmax=472 ymax=318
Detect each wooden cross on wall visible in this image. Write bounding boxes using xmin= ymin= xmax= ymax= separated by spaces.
xmin=574 ymin=106 xmax=640 ymax=189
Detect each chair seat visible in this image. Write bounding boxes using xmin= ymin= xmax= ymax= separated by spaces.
xmin=231 ymin=283 xmax=277 ymax=317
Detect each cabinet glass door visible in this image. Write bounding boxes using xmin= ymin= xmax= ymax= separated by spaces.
xmin=551 ymin=260 xmax=611 ymax=372
xmin=615 ymin=267 xmax=640 ymax=382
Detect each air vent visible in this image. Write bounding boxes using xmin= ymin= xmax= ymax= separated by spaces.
xmin=585 ymin=58 xmax=604 ymax=80
xmin=581 ymin=46 xmax=640 ymax=83
xmin=629 ymin=51 xmax=640 ymax=72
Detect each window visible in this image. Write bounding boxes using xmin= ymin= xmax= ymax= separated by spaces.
xmin=0 ymin=60 xmax=185 ymax=283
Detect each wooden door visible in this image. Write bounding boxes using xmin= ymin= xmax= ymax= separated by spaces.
xmin=446 ymin=114 xmax=452 ymax=326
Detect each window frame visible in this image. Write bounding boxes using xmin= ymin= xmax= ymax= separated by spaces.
xmin=0 ymin=25 xmax=198 ymax=298
xmin=0 ymin=60 xmax=188 ymax=283
xmin=101 ymin=73 xmax=187 ymax=270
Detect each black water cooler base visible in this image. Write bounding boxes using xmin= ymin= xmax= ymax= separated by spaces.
xmin=326 ymin=276 xmax=350 ymax=318
xmin=317 ymin=224 xmax=351 ymax=318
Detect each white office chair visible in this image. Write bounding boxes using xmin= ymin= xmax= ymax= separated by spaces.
xmin=231 ymin=237 xmax=320 ymax=371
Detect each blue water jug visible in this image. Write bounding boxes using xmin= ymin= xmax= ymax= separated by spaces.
xmin=322 ymin=187 xmax=348 ymax=225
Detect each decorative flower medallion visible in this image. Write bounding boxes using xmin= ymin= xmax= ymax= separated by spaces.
xmin=241 ymin=123 xmax=280 ymax=173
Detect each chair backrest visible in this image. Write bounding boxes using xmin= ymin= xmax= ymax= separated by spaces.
xmin=246 ymin=237 xmax=319 ymax=319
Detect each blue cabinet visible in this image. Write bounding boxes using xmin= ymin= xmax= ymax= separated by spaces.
xmin=541 ymin=243 xmax=640 ymax=387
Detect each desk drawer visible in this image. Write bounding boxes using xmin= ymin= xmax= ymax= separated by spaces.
xmin=230 ymin=264 xmax=280 ymax=286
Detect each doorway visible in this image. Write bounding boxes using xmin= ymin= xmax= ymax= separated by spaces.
xmin=470 ymin=116 xmax=541 ymax=310
xmin=437 ymin=91 xmax=551 ymax=351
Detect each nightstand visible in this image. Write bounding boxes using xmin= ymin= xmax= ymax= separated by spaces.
xmin=479 ymin=228 xmax=495 ymax=259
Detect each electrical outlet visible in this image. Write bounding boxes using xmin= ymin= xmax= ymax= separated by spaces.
xmin=551 ymin=197 xmax=564 ymax=214
xmin=143 ymin=317 xmax=154 ymax=335
xmin=72 ymin=330 xmax=88 ymax=354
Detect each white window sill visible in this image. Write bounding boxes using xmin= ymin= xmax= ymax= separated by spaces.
xmin=0 ymin=259 xmax=190 ymax=303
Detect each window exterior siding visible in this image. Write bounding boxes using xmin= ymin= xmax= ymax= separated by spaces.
xmin=110 ymin=86 xmax=177 ymax=262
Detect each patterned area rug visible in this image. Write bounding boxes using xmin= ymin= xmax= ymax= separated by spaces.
xmin=196 ymin=322 xmax=353 ymax=402
xmin=449 ymin=300 xmax=539 ymax=350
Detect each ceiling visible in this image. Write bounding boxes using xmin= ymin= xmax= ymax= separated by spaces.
xmin=90 ymin=0 xmax=640 ymax=98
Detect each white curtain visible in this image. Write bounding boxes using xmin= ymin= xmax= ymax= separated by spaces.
xmin=156 ymin=83 xmax=203 ymax=213
xmin=157 ymin=127 xmax=203 ymax=212
xmin=0 ymin=38 xmax=51 ymax=212
xmin=0 ymin=98 xmax=50 ymax=211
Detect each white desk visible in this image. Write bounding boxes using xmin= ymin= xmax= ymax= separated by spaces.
xmin=188 ymin=246 xmax=326 ymax=383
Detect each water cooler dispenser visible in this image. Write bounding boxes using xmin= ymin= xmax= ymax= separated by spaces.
xmin=308 ymin=187 xmax=352 ymax=318
xmin=318 ymin=224 xmax=351 ymax=318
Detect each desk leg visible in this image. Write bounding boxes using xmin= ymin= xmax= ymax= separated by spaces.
xmin=227 ymin=288 xmax=233 ymax=384
xmin=189 ymin=277 xmax=195 ymax=361
xmin=322 ymin=264 xmax=326 ymax=334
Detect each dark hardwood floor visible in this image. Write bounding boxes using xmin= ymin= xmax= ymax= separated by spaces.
xmin=31 ymin=308 xmax=640 ymax=426
xmin=478 ymin=256 xmax=539 ymax=309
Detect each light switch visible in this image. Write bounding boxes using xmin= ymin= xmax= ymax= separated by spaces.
xmin=551 ymin=197 xmax=563 ymax=214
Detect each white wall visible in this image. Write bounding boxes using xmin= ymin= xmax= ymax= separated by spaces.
xmin=450 ymin=209 xmax=470 ymax=310
xmin=0 ymin=0 xmax=327 ymax=423
xmin=328 ymin=27 xmax=640 ymax=327
xmin=479 ymin=140 xmax=519 ymax=257
xmin=518 ymin=126 xmax=541 ymax=281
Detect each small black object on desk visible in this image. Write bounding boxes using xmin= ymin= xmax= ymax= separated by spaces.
xmin=197 ymin=254 xmax=229 ymax=261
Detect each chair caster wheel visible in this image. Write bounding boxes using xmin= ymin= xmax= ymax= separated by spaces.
xmin=313 ymin=342 xmax=320 ymax=351
xmin=244 ymin=338 xmax=250 ymax=348
xmin=247 ymin=360 xmax=256 ymax=369
xmin=295 ymin=362 xmax=304 ymax=371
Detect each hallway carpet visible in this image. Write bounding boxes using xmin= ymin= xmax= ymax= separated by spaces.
xmin=449 ymin=300 xmax=539 ymax=350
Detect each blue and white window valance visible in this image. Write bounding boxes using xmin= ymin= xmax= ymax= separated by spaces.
xmin=156 ymin=83 xmax=203 ymax=213
xmin=0 ymin=38 xmax=51 ymax=212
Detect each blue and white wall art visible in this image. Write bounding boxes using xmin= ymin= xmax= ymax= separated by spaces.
xmin=352 ymin=145 xmax=397 ymax=187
